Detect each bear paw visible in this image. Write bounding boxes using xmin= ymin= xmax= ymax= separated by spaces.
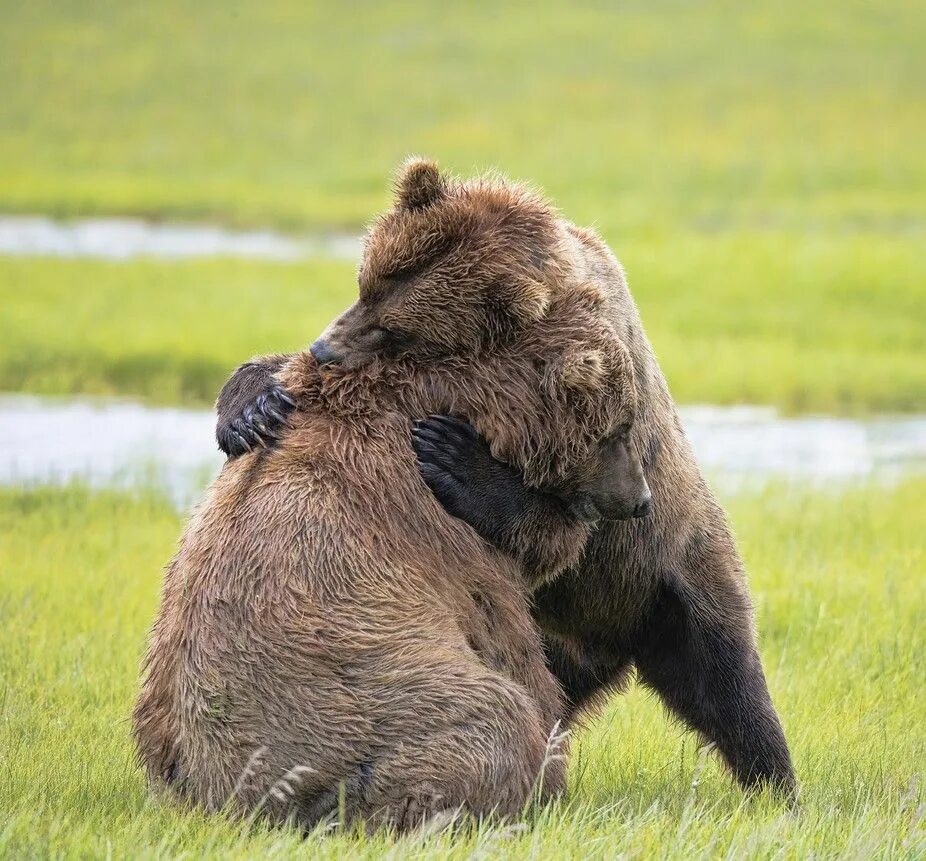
xmin=217 ymin=384 xmax=296 ymax=457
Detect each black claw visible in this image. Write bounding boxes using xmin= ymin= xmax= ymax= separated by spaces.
xmin=229 ymin=430 xmax=252 ymax=454
xmin=231 ymin=421 xmax=250 ymax=445
xmin=413 ymin=425 xmax=456 ymax=447
xmin=414 ymin=445 xmax=469 ymax=483
xmin=264 ymin=405 xmax=286 ymax=424
xmin=232 ymin=419 xmax=258 ymax=445
xmin=412 ymin=436 xmax=439 ymax=456
xmin=430 ymin=415 xmax=479 ymax=439
xmin=411 ymin=432 xmax=448 ymax=457
xmin=423 ymin=419 xmax=481 ymax=452
xmin=275 ymin=387 xmax=297 ymax=407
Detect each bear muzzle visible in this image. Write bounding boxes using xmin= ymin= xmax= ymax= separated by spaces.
xmin=309 ymin=338 xmax=344 ymax=366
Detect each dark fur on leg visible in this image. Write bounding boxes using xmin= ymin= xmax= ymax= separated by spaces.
xmin=542 ymin=636 xmax=630 ymax=724
xmin=412 ymin=415 xmax=570 ymax=550
xmin=634 ymin=574 xmax=797 ymax=797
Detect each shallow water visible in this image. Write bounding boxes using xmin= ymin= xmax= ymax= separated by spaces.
xmin=0 ymin=215 xmax=362 ymax=262
xmin=0 ymin=395 xmax=222 ymax=506
xmin=2 ymin=395 xmax=925 ymax=508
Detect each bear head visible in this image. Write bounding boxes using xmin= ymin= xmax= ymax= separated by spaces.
xmin=309 ymin=157 xmax=561 ymax=368
xmin=290 ymin=159 xmax=647 ymax=517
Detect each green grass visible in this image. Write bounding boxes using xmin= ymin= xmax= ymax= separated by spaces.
xmin=1 ymin=0 xmax=924 ymax=412
xmin=1 ymin=480 xmax=923 ymax=858
xmin=0 ymin=257 xmax=352 ymax=405
xmin=1 ymin=1 xmax=924 ymax=235
xmin=1 ymin=232 xmax=923 ymax=411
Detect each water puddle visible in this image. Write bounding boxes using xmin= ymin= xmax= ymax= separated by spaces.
xmin=2 ymin=395 xmax=925 ymax=508
xmin=680 ymin=405 xmax=926 ymax=488
xmin=0 ymin=395 xmax=223 ymax=506
xmin=0 ymin=216 xmax=362 ymax=262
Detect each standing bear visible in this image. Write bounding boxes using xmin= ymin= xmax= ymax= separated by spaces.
xmin=221 ymin=162 xmax=797 ymax=797
xmin=134 ymin=159 xmax=651 ymax=831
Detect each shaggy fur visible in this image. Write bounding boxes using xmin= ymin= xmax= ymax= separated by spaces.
xmin=414 ymin=222 xmax=798 ymax=796
xmin=219 ymin=162 xmax=797 ymax=798
xmin=133 ymin=160 xmax=644 ymax=831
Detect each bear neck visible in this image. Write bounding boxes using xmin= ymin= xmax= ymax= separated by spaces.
xmin=280 ymin=348 xmax=613 ymax=491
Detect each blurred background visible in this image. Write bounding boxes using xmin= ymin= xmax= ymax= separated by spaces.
xmin=1 ymin=0 xmax=924 ymax=495
xmin=2 ymin=0 xmax=923 ymax=408
xmin=1 ymin=3 xmax=925 ymax=857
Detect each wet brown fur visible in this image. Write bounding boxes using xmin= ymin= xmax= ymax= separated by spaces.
xmin=532 ymin=224 xmax=797 ymax=796
xmin=209 ymin=161 xmax=797 ymax=798
xmin=133 ymin=161 xmax=638 ymax=830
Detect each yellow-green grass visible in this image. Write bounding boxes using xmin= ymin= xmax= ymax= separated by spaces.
xmin=2 ymin=229 xmax=923 ymax=412
xmin=1 ymin=1 xmax=924 ymax=235
xmin=0 ymin=480 xmax=923 ymax=858
xmin=2 ymin=1 xmax=925 ymax=414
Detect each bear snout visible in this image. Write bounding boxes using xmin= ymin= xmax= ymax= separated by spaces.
xmin=309 ymin=338 xmax=343 ymax=365
xmin=632 ymin=486 xmax=653 ymax=519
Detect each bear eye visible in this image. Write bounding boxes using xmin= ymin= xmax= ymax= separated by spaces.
xmin=366 ymin=326 xmax=390 ymax=344
xmin=389 ymin=328 xmax=415 ymax=345
xmin=388 ymin=330 xmax=417 ymax=352
xmin=608 ymin=423 xmax=632 ymax=442
xmin=373 ymin=326 xmax=416 ymax=355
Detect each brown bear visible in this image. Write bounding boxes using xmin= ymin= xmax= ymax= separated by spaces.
xmin=133 ymin=159 xmax=651 ymax=832
xmin=221 ymin=163 xmax=797 ymax=798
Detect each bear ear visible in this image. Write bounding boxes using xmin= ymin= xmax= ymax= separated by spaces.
xmin=504 ymin=276 xmax=550 ymax=324
xmin=395 ymin=157 xmax=447 ymax=210
xmin=560 ymin=349 xmax=606 ymax=392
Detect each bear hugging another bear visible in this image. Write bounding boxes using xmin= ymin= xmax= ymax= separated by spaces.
xmin=214 ymin=159 xmax=797 ymax=808
xmin=132 ymin=159 xmax=653 ymax=831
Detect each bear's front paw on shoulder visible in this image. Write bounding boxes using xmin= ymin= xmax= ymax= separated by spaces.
xmin=412 ymin=416 xmax=480 ymax=516
xmin=217 ymin=384 xmax=296 ymax=457
xmin=411 ymin=415 xmax=526 ymax=536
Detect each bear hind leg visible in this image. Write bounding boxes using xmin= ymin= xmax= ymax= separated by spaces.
xmin=355 ymin=674 xmax=565 ymax=832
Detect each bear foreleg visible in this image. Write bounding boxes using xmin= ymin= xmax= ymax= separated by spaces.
xmin=634 ymin=573 xmax=797 ymax=798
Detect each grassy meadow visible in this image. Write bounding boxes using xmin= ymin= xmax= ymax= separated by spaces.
xmin=1 ymin=232 xmax=924 ymax=412
xmin=1 ymin=480 xmax=924 ymax=858
xmin=2 ymin=1 xmax=925 ymax=858
xmin=2 ymin=1 xmax=924 ymax=234
xmin=1 ymin=0 xmax=924 ymax=413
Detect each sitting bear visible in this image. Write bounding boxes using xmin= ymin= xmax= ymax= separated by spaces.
xmin=133 ymin=159 xmax=650 ymax=832
xmin=219 ymin=163 xmax=797 ymax=798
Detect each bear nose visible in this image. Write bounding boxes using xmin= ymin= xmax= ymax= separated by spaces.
xmin=632 ymin=489 xmax=653 ymax=519
xmin=310 ymin=338 xmax=342 ymax=365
